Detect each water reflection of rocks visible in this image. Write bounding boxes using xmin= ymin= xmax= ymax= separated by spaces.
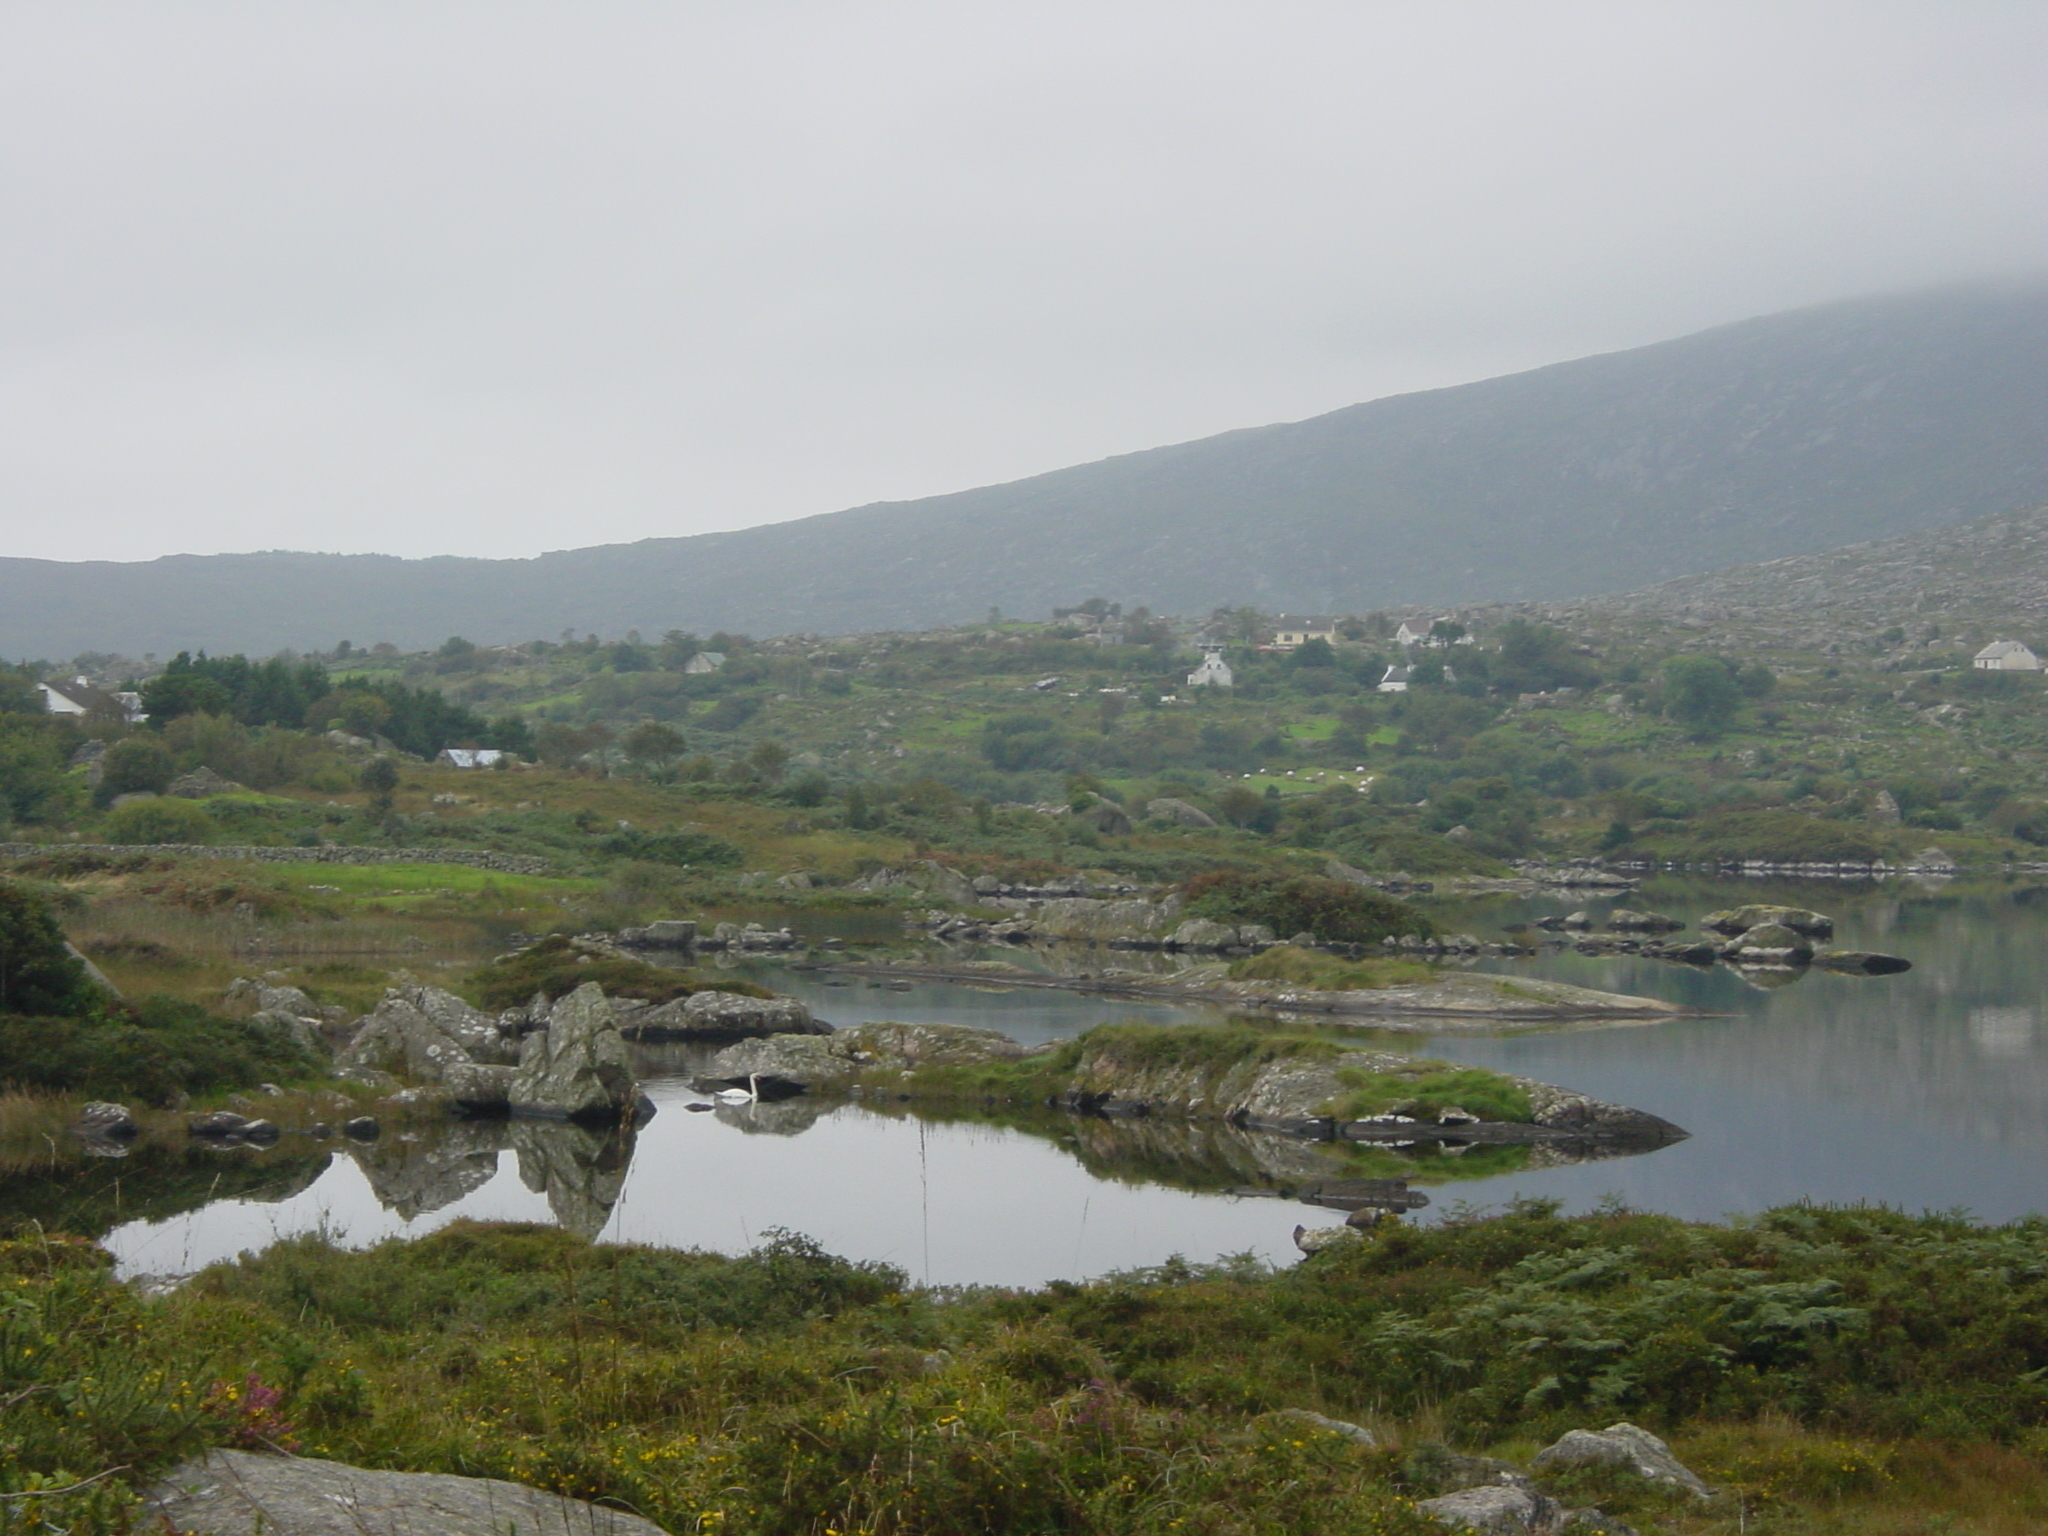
xmin=348 ymin=1118 xmax=638 ymax=1239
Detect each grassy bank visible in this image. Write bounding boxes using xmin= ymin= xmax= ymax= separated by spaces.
xmin=7 ymin=1204 xmax=2048 ymax=1533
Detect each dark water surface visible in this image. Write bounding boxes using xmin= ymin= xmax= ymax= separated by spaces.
xmin=91 ymin=874 xmax=2048 ymax=1286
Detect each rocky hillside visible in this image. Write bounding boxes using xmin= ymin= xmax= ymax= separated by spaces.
xmin=1510 ymin=499 xmax=2048 ymax=657
xmin=8 ymin=280 xmax=2048 ymax=657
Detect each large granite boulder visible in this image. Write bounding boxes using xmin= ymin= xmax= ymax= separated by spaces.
xmin=1699 ymin=904 xmax=1834 ymax=939
xmin=1414 ymin=1483 xmax=1565 ymax=1532
xmin=1147 ymin=796 xmax=1217 ymax=828
xmin=225 ymin=978 xmax=344 ymax=1055
xmin=507 ymin=982 xmax=638 ymax=1122
xmin=143 ymin=1449 xmax=667 ymax=1535
xmin=1532 ymin=1422 xmax=1710 ymax=1499
xmin=338 ymin=984 xmax=516 ymax=1082
xmin=617 ymin=990 xmax=823 ymax=1040
xmin=1605 ymin=909 xmax=1682 ymax=932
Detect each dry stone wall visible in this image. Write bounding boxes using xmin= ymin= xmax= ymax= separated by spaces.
xmin=0 ymin=842 xmax=553 ymax=874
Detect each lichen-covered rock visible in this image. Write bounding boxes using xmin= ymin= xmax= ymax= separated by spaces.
xmin=1532 ymin=1422 xmax=1710 ymax=1498
xmin=507 ymin=982 xmax=637 ymax=1122
xmin=1699 ymin=904 xmax=1834 ymax=938
xmin=1415 ymin=1483 xmax=1566 ymax=1532
xmin=338 ymin=983 xmax=516 ymax=1082
xmin=1292 ymin=1224 xmax=1366 ymax=1255
xmin=144 ymin=1448 xmax=668 ymax=1535
xmin=71 ymin=1101 xmax=138 ymax=1140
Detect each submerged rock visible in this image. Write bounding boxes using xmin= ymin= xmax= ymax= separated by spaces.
xmin=1813 ymin=948 xmax=1913 ymax=975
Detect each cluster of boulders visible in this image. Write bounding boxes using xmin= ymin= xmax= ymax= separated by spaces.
xmin=1528 ymin=904 xmax=1909 ymax=977
xmin=1407 ymin=1420 xmax=1709 ymax=1533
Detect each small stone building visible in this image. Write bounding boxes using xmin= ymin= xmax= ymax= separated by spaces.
xmin=1186 ymin=649 xmax=1234 ymax=688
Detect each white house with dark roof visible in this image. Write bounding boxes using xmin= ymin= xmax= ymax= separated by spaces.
xmin=1377 ymin=664 xmax=1412 ymax=693
xmin=682 ymin=651 xmax=727 ymax=674
xmin=38 ymin=677 xmax=145 ymax=723
xmin=1186 ymin=649 xmax=1234 ymax=688
xmin=437 ymin=748 xmax=507 ymax=769
xmin=1973 ymin=641 xmax=2042 ymax=672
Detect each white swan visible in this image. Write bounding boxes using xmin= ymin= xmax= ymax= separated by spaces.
xmin=712 ymin=1074 xmax=761 ymax=1106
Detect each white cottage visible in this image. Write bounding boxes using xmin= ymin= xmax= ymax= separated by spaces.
xmin=437 ymin=748 xmax=507 ymax=769
xmin=1973 ymin=641 xmax=2042 ymax=672
xmin=1377 ymin=664 xmax=1412 ymax=694
xmin=1186 ymin=649 xmax=1234 ymax=688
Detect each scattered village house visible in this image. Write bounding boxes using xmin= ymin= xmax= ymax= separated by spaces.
xmin=682 ymin=651 xmax=727 ymax=674
xmin=1973 ymin=640 xmax=2042 ymax=672
xmin=1377 ymin=664 xmax=1411 ymax=693
xmin=1186 ymin=647 xmax=1234 ymax=688
xmin=37 ymin=677 xmax=146 ymax=723
xmin=437 ymin=748 xmax=507 ymax=769
xmin=1267 ymin=616 xmax=1335 ymax=651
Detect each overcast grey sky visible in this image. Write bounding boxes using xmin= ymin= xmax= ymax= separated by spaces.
xmin=4 ymin=1 xmax=2046 ymax=564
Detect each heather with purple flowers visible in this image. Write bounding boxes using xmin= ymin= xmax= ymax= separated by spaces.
xmin=202 ymin=1372 xmax=300 ymax=1452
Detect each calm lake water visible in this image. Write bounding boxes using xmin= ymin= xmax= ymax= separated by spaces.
xmin=85 ymin=874 xmax=2048 ymax=1287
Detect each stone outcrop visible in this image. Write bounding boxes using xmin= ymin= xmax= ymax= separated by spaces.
xmin=1415 ymin=1483 xmax=1570 ymax=1532
xmin=225 ymin=977 xmax=348 ymax=1054
xmin=1147 ymin=796 xmax=1216 ymax=827
xmin=616 ymin=990 xmax=823 ymax=1041
xmin=1532 ymin=1422 xmax=1710 ymax=1499
xmin=1165 ymin=917 xmax=1275 ymax=951
xmin=338 ymin=983 xmax=517 ymax=1083
xmin=1699 ymin=904 xmax=1834 ymax=939
xmin=698 ymin=1020 xmax=1024 ymax=1092
xmin=166 ymin=765 xmax=243 ymax=798
xmin=616 ymin=918 xmax=697 ymax=949
xmin=70 ymin=1101 xmax=138 ymax=1141
xmin=143 ymin=1449 xmax=668 ymax=1536
xmin=1605 ymin=909 xmax=1681 ymax=932
xmin=507 ymin=982 xmax=638 ymax=1122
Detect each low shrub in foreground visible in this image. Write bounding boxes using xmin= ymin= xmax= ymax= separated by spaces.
xmin=12 ymin=1206 xmax=2048 ymax=1533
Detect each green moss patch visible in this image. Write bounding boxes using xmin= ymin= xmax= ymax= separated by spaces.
xmin=465 ymin=934 xmax=771 ymax=1011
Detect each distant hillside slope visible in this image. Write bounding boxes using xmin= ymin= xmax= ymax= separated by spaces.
xmin=1535 ymin=500 xmax=2048 ymax=653
xmin=7 ymin=280 xmax=2048 ymax=659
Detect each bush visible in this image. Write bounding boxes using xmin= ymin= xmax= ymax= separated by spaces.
xmin=1182 ymin=871 xmax=1432 ymax=943
xmin=0 ymin=883 xmax=99 ymax=1017
xmin=101 ymin=797 xmax=219 ymax=845
xmin=597 ymin=827 xmax=744 ymax=868
xmin=0 ymin=996 xmax=315 ymax=1103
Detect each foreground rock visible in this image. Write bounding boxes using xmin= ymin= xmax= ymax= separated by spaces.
xmin=144 ymin=1449 xmax=666 ymax=1536
xmin=508 ymin=982 xmax=639 ymax=1122
xmin=1533 ymin=1422 xmax=1711 ymax=1499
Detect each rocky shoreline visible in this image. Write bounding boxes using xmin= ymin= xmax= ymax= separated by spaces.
xmin=802 ymin=957 xmax=1690 ymax=1026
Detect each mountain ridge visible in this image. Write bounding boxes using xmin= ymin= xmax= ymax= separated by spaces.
xmin=9 ymin=279 xmax=2048 ymax=658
